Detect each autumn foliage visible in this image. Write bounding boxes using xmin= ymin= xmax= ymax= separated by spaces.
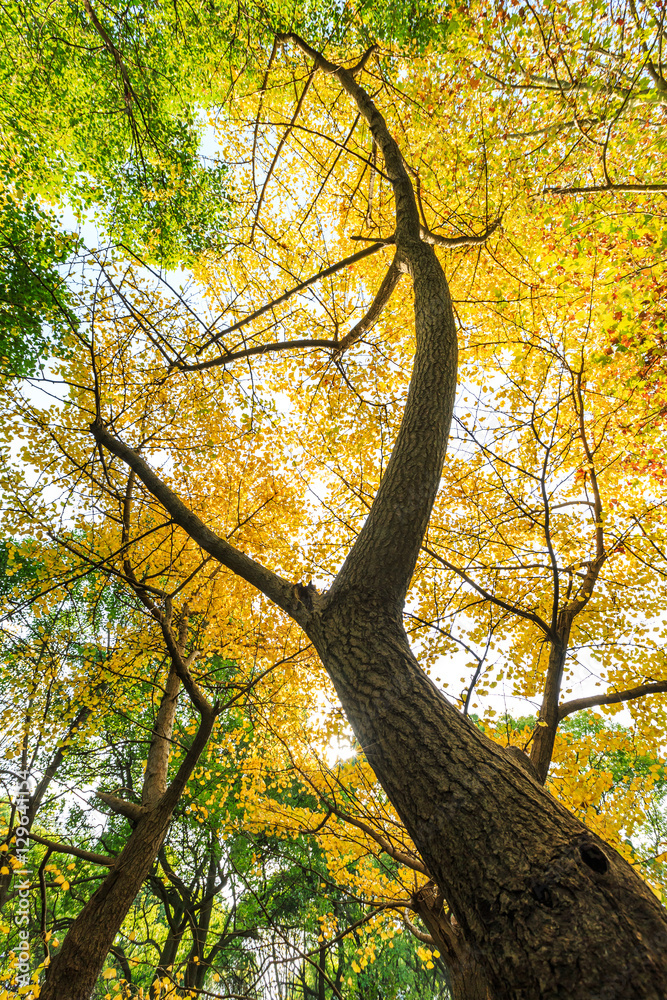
xmin=1 ymin=1 xmax=667 ymax=998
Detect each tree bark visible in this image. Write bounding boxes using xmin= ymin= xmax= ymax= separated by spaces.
xmin=183 ymin=852 xmax=217 ymax=990
xmin=38 ymin=800 xmax=176 ymax=1000
xmin=413 ymin=882 xmax=491 ymax=1000
xmin=151 ymin=912 xmax=186 ymax=996
xmin=531 ymin=635 xmax=569 ymax=784
xmin=306 ymin=599 xmax=667 ymax=999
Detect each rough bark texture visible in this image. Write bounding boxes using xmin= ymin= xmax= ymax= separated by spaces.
xmin=306 ymin=600 xmax=667 ymax=1000
xmin=38 ymin=801 xmax=176 ymax=1000
xmin=413 ymin=882 xmax=491 ymax=1000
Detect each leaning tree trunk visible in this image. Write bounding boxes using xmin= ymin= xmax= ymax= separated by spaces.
xmin=39 ymin=710 xmax=214 ymax=1000
xmin=306 ymin=598 xmax=667 ymax=1000
xmin=38 ymin=800 xmax=176 ymax=1000
xmin=448 ymin=952 xmax=492 ymax=1000
xmin=413 ymin=882 xmax=491 ymax=1000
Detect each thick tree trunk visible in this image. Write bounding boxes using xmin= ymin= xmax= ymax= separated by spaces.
xmin=449 ymin=960 xmax=492 ymax=1000
xmin=89 ymin=35 xmax=667 ymax=1000
xmin=413 ymin=882 xmax=491 ymax=1000
xmin=307 ymin=600 xmax=667 ymax=1000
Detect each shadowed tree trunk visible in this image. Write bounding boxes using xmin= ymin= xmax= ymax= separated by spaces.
xmin=39 ymin=710 xmax=215 ymax=1000
xmin=81 ymin=33 xmax=667 ymax=1000
xmin=39 ymin=573 xmax=218 ymax=1000
xmin=413 ymin=883 xmax=491 ymax=1000
xmin=151 ymin=915 xmax=186 ymax=998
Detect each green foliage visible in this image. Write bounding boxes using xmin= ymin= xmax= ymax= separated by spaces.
xmin=0 ymin=198 xmax=78 ymax=376
xmin=353 ymin=0 xmax=453 ymax=51
xmin=0 ymin=539 xmax=42 ymax=597
xmin=0 ymin=2 xmax=239 ymax=267
xmin=0 ymin=0 xmax=458 ymax=372
xmin=561 ymin=711 xmax=667 ymax=788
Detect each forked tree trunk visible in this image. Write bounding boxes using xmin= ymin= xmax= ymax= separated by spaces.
xmin=39 ymin=712 xmax=214 ymax=1000
xmin=88 ymin=34 xmax=667 ymax=1000
xmin=39 ymin=801 xmax=175 ymax=1000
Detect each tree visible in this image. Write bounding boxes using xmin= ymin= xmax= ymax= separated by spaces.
xmin=3 ymin=10 xmax=667 ymax=1000
xmin=0 ymin=516 xmax=311 ymax=997
xmin=0 ymin=564 xmax=455 ymax=1000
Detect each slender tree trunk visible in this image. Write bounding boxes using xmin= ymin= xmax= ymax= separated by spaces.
xmin=306 ymin=600 xmax=667 ymax=1000
xmin=0 ymin=707 xmax=92 ymax=912
xmin=151 ymin=913 xmax=186 ymax=997
xmin=39 ymin=801 xmax=175 ymax=1000
xmin=184 ymin=896 xmax=214 ymax=989
xmin=317 ymin=941 xmax=327 ymax=1000
xmin=531 ymin=633 xmax=570 ymax=783
xmin=39 ymin=710 xmax=214 ymax=1000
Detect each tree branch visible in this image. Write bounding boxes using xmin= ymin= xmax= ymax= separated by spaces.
xmin=29 ymin=833 xmax=115 ymax=867
xmin=95 ymin=791 xmax=145 ymax=823
xmin=419 ymin=217 xmax=503 ymax=248
xmin=400 ymin=912 xmax=435 ymax=944
xmin=558 ymin=680 xmax=667 ymax=721
xmin=544 ymin=181 xmax=667 ymax=195
xmin=335 ymin=254 xmax=403 ymax=352
xmin=90 ymin=418 xmax=311 ymax=626
xmin=193 ymin=240 xmax=389 ymax=359
xmin=322 ymin=798 xmax=429 ymax=876
xmin=275 ymin=35 xmax=458 ymax=606
xmin=30 ymin=704 xmax=93 ymax=823
xmin=181 ymin=337 xmax=338 ymax=373
xmin=184 ymin=250 xmax=405 ymax=372
xmin=423 ymin=545 xmax=555 ymax=640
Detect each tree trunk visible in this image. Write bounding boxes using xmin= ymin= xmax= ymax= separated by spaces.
xmin=531 ymin=633 xmax=570 ymax=783
xmin=307 ymin=600 xmax=667 ymax=1000
xmin=317 ymin=941 xmax=327 ymax=1000
xmin=38 ymin=802 xmax=175 ymax=1000
xmin=151 ymin=913 xmax=186 ymax=997
xmin=449 ymin=961 xmax=491 ymax=1000
xmin=184 ymin=896 xmax=214 ymax=989
xmin=39 ymin=711 xmax=214 ymax=1000
xmin=88 ymin=35 xmax=667 ymax=1000
xmin=413 ymin=882 xmax=490 ymax=1000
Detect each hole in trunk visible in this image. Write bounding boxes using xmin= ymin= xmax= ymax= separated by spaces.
xmin=530 ymin=881 xmax=553 ymax=907
xmin=580 ymin=843 xmax=609 ymax=875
